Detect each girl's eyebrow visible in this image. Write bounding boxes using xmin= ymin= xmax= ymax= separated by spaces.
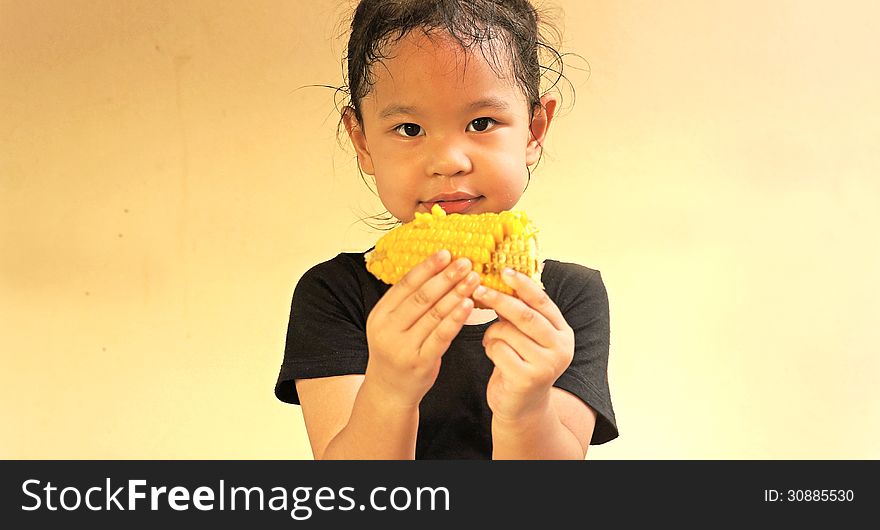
xmin=378 ymin=97 xmax=511 ymax=121
xmin=465 ymin=97 xmax=511 ymax=113
xmin=379 ymin=104 xmax=418 ymax=120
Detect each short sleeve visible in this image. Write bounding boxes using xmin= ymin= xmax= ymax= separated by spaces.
xmin=274 ymin=255 xmax=371 ymax=404
xmin=546 ymin=263 xmax=619 ymax=445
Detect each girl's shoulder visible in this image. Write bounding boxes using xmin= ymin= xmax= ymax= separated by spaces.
xmin=541 ymin=258 xmax=604 ymax=288
xmin=301 ymin=251 xmax=371 ymax=280
xmin=540 ymin=258 xmax=608 ymax=312
xmin=300 ymin=252 xmax=367 ymax=284
xmin=294 ymin=250 xmax=389 ymax=311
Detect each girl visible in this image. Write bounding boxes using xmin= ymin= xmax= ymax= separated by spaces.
xmin=275 ymin=0 xmax=617 ymax=459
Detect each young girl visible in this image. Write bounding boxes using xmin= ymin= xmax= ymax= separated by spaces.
xmin=275 ymin=0 xmax=617 ymax=459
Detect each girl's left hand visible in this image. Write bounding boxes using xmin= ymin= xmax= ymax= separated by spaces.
xmin=473 ymin=268 xmax=575 ymax=422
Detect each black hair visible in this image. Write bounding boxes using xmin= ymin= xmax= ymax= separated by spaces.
xmin=344 ymin=0 xmax=567 ymax=122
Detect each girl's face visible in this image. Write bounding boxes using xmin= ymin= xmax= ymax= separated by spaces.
xmin=344 ymin=30 xmax=556 ymax=222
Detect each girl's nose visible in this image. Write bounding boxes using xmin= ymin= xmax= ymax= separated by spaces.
xmin=425 ymin=136 xmax=473 ymax=178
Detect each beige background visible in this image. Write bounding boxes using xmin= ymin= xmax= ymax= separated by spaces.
xmin=2 ymin=0 xmax=878 ymax=459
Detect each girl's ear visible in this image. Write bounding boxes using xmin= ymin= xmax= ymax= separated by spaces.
xmin=525 ymin=94 xmax=558 ymax=166
xmin=342 ymin=106 xmax=375 ymax=175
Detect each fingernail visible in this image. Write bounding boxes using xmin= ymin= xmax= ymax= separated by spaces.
xmin=455 ymin=258 xmax=471 ymax=272
xmin=435 ymin=249 xmax=450 ymax=263
xmin=502 ymin=268 xmax=515 ymax=283
xmin=473 ymin=285 xmax=487 ymax=298
xmin=458 ymin=273 xmax=478 ymax=294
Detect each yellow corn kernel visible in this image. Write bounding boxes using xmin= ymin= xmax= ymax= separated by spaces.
xmin=364 ymin=204 xmax=542 ymax=295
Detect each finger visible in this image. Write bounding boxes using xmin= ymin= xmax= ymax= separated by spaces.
xmin=380 ymin=249 xmax=451 ymax=311
xmin=472 ymin=284 xmax=557 ymax=348
xmin=499 ymin=268 xmax=568 ymax=331
xmin=398 ymin=256 xmax=473 ymax=331
xmin=483 ymin=320 xmax=549 ymax=366
xmin=410 ymin=270 xmax=480 ymax=341
xmin=483 ymin=338 xmax=527 ymax=373
xmin=420 ymin=296 xmax=474 ymax=360
xmin=391 ymin=255 xmax=472 ymax=331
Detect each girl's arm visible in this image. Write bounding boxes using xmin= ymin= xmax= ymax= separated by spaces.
xmin=491 ymin=387 xmax=596 ymax=460
xmin=296 ymin=375 xmax=420 ymax=459
xmin=296 ymin=250 xmax=480 ymax=460
xmin=297 ymin=363 xmax=596 ymax=460
xmin=473 ymin=270 xmax=599 ymax=459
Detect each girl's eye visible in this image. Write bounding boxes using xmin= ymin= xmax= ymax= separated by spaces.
xmin=467 ymin=117 xmax=496 ymax=132
xmin=395 ymin=123 xmax=424 ymax=137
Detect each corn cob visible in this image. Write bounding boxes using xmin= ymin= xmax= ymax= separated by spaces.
xmin=365 ymin=204 xmax=542 ymax=295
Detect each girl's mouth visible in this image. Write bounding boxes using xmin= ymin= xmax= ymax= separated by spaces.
xmin=426 ymin=197 xmax=481 ymax=214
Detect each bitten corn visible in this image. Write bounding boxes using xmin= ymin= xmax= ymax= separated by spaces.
xmin=365 ymin=204 xmax=542 ymax=295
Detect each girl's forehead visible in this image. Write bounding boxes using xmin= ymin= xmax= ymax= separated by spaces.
xmin=368 ymin=30 xmax=519 ymax=96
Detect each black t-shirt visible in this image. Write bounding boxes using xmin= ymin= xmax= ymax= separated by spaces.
xmin=275 ymin=252 xmax=618 ymax=459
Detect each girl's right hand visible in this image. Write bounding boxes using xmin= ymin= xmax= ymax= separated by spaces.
xmin=365 ymin=249 xmax=480 ymax=408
